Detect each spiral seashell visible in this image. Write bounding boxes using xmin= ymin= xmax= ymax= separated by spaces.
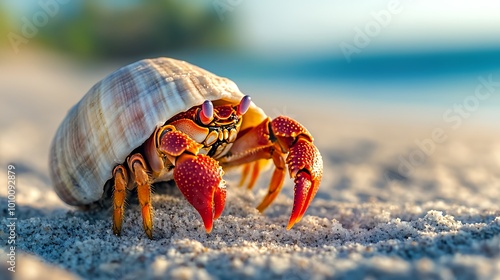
xmin=49 ymin=57 xmax=265 ymax=206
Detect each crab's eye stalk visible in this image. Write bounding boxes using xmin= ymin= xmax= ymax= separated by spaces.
xmin=237 ymin=95 xmax=251 ymax=116
xmin=199 ymin=100 xmax=214 ymax=125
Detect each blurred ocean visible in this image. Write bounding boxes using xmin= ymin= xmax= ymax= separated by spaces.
xmin=169 ymin=48 xmax=500 ymax=127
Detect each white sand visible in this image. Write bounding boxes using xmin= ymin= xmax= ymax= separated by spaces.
xmin=1 ymin=52 xmax=500 ymax=279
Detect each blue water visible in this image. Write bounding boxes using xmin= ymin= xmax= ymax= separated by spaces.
xmin=169 ymin=48 xmax=500 ymax=120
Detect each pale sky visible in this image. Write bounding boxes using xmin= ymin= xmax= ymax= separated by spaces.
xmin=235 ymin=0 xmax=500 ymax=56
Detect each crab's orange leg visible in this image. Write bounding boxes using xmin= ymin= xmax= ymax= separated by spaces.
xmin=249 ymin=160 xmax=269 ymax=190
xmin=248 ymin=161 xmax=261 ymax=189
xmin=239 ymin=160 xmax=267 ymax=190
xmin=238 ymin=163 xmax=252 ymax=187
xmin=128 ymin=154 xmax=153 ymax=239
xmin=256 ymin=152 xmax=286 ymax=212
xmin=112 ymin=165 xmax=128 ymax=236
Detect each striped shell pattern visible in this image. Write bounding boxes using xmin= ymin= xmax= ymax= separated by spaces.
xmin=50 ymin=58 xmax=266 ymax=206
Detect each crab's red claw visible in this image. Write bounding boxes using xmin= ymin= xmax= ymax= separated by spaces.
xmin=174 ymin=154 xmax=226 ymax=233
xmin=288 ymin=172 xmax=312 ymax=229
xmin=286 ymin=138 xmax=323 ymax=230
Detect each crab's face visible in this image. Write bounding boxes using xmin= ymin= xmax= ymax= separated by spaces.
xmin=195 ymin=103 xmax=239 ymax=131
xmin=162 ymin=96 xmax=252 ymax=158
xmin=194 ymin=96 xmax=252 ymax=157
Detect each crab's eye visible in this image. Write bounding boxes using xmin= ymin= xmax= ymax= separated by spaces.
xmin=237 ymin=95 xmax=251 ymax=116
xmin=199 ymin=100 xmax=214 ymax=125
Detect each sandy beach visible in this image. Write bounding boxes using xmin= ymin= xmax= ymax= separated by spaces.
xmin=1 ymin=52 xmax=500 ymax=279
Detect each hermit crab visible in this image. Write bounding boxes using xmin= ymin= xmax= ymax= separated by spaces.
xmin=50 ymin=58 xmax=323 ymax=238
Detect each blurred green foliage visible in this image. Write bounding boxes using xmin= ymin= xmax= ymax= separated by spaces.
xmin=4 ymin=0 xmax=236 ymax=59
xmin=0 ymin=8 xmax=8 ymax=40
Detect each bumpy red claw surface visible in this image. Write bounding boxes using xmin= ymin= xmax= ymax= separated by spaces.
xmin=285 ymin=135 xmax=323 ymax=229
xmin=174 ymin=154 xmax=226 ymax=233
xmin=270 ymin=116 xmax=323 ymax=229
